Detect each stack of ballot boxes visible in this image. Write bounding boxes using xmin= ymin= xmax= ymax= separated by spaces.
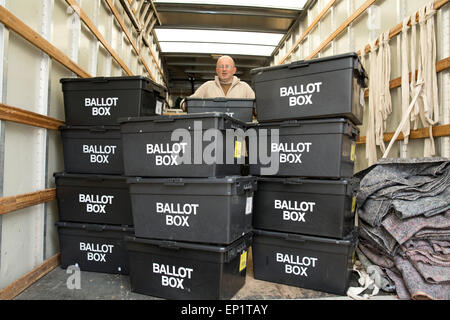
xmin=118 ymin=112 xmax=256 ymax=300
xmin=55 ymin=76 xmax=166 ymax=276
xmin=248 ymin=53 xmax=367 ymax=295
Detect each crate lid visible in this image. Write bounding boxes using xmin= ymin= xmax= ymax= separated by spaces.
xmin=253 ymin=228 xmax=358 ymax=245
xmin=60 ymin=76 xmax=167 ymax=95
xmin=54 ymin=172 xmax=127 ymax=181
xmin=125 ymin=232 xmax=252 ymax=262
xmin=256 ymin=177 xmax=359 ymax=196
xmin=250 ymin=52 xmax=367 ymax=87
xmin=252 ymin=118 xmax=360 ymax=137
xmin=256 ymin=176 xmax=358 ymax=184
xmin=60 ymin=75 xmax=152 ymax=83
xmin=251 ymin=52 xmax=358 ymax=74
xmin=185 ymin=97 xmax=255 ymax=102
xmin=185 ymin=98 xmax=255 ymax=112
xmin=117 ymin=112 xmax=247 ymax=126
xmin=59 ymin=125 xmax=121 ymax=131
xmin=127 ymin=175 xmax=255 ymax=184
xmin=60 ymin=76 xmax=166 ymax=90
xmin=55 ymin=221 xmax=134 ymax=233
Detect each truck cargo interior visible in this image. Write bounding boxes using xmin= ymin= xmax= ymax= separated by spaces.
xmin=0 ymin=0 xmax=449 ymax=304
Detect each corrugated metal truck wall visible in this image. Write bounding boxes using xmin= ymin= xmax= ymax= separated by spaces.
xmin=271 ymin=0 xmax=449 ymax=173
xmin=0 ymin=0 xmax=167 ymax=297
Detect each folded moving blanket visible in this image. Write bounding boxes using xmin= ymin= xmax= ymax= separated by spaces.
xmin=354 ymin=158 xmax=450 ymax=299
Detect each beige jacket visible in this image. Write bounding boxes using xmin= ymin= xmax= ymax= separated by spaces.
xmin=181 ymin=76 xmax=255 ymax=109
xmin=189 ymin=76 xmax=255 ymax=99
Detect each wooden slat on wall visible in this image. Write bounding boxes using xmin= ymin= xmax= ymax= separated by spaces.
xmin=65 ymin=0 xmax=133 ymax=76
xmin=358 ymin=0 xmax=450 ymax=56
xmin=357 ymin=124 xmax=450 ymax=145
xmin=278 ymin=0 xmax=337 ymax=65
xmin=0 ymin=189 xmax=56 ymax=216
xmin=103 ymin=0 xmax=168 ymax=86
xmin=103 ymin=0 xmax=158 ymax=83
xmin=0 ymin=103 xmax=64 ymax=130
xmin=0 ymin=5 xmax=91 ymax=78
xmin=363 ymin=57 xmax=450 ymax=98
xmin=306 ymin=0 xmax=378 ymax=59
xmin=0 ymin=254 xmax=60 ymax=300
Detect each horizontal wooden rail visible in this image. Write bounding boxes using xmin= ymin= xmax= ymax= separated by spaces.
xmin=0 ymin=253 xmax=60 ymax=300
xmin=120 ymin=0 xmax=140 ymax=30
xmin=357 ymin=124 xmax=450 ymax=145
xmin=279 ymin=0 xmax=337 ymax=64
xmin=103 ymin=0 xmax=167 ymax=87
xmin=104 ymin=0 xmax=141 ymax=57
xmin=149 ymin=46 xmax=165 ymax=82
xmin=306 ymin=0 xmax=377 ymax=59
xmin=364 ymin=56 xmax=450 ymax=98
xmin=65 ymin=0 xmax=133 ymax=76
xmin=358 ymin=0 xmax=450 ymax=56
xmin=0 ymin=5 xmax=91 ymax=78
xmin=104 ymin=0 xmax=154 ymax=82
xmin=0 ymin=188 xmax=56 ymax=216
xmin=0 ymin=103 xmax=64 ymax=130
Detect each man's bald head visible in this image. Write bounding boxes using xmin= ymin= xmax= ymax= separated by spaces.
xmin=216 ymin=55 xmax=235 ymax=68
xmin=216 ymin=55 xmax=237 ymax=83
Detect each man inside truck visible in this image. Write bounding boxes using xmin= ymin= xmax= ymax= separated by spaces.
xmin=180 ymin=55 xmax=255 ymax=111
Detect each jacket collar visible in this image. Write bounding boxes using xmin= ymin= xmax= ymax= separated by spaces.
xmin=214 ymin=75 xmax=240 ymax=88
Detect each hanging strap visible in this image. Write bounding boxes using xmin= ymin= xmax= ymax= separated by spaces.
xmin=384 ymin=2 xmax=439 ymax=159
xmin=401 ymin=17 xmax=411 ymax=145
xmin=417 ymin=4 xmax=438 ymax=157
xmin=366 ymin=40 xmax=378 ymax=166
xmin=374 ymin=34 xmax=383 ymax=152
xmin=410 ymin=10 xmax=420 ymax=129
xmin=359 ymin=47 xmax=367 ymax=109
xmin=383 ymin=81 xmax=423 ymax=158
xmin=375 ymin=31 xmax=392 ymax=154
xmin=347 ymin=263 xmax=380 ymax=300
xmin=425 ymin=3 xmax=439 ymax=123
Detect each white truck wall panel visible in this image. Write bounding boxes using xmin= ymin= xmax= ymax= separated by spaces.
xmin=0 ymin=0 xmax=165 ymax=291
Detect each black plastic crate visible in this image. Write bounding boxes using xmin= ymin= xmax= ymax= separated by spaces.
xmin=248 ymin=118 xmax=359 ymax=178
xmin=185 ymin=98 xmax=255 ymax=122
xmin=56 ymin=221 xmax=134 ymax=275
xmin=54 ymin=172 xmax=133 ymax=226
xmin=251 ymin=52 xmax=367 ymax=124
xmin=127 ymin=176 xmax=256 ymax=244
xmin=119 ymin=113 xmax=247 ymax=177
xmin=252 ymin=228 xmax=357 ymax=295
xmin=60 ymin=125 xmax=123 ymax=175
xmin=60 ymin=76 xmax=166 ymax=126
xmin=125 ymin=233 xmax=252 ymax=300
xmin=253 ymin=177 xmax=358 ymax=239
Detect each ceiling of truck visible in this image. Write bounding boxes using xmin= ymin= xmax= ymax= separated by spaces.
xmin=152 ymin=0 xmax=308 ymax=98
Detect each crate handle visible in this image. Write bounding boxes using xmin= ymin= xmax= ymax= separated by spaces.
xmin=284 ymin=178 xmax=304 ymax=185
xmin=85 ymin=176 xmax=105 ymax=182
xmin=153 ymin=118 xmax=175 ymax=123
xmin=158 ymin=241 xmax=180 ymax=250
xmin=284 ymin=234 xmax=306 ymax=243
xmin=152 ymin=84 xmax=163 ymax=96
xmin=164 ymin=180 xmax=185 ymax=186
xmin=225 ymin=237 xmax=250 ymax=263
xmin=89 ymin=126 xmax=108 ymax=132
xmin=288 ymin=61 xmax=310 ymax=69
xmin=85 ymin=224 xmax=106 ymax=232
xmin=347 ymin=124 xmax=360 ymax=138
xmin=280 ymin=121 xmax=300 ymax=127
xmin=91 ymin=77 xmax=109 ymax=83
xmin=354 ymin=64 xmax=368 ymax=88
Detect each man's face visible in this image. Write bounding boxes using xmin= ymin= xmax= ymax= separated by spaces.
xmin=216 ymin=57 xmax=236 ymax=82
